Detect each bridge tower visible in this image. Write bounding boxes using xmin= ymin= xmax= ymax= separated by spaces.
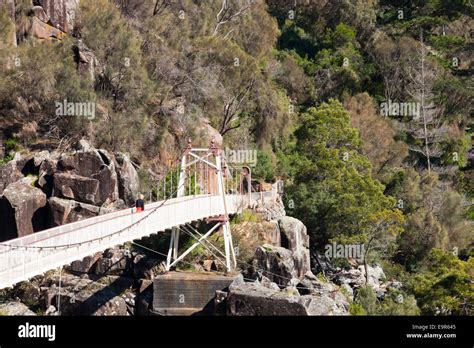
xmin=165 ymin=139 xmax=237 ymax=272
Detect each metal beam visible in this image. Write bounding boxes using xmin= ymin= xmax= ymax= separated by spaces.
xmin=168 ymin=222 xmax=221 ymax=269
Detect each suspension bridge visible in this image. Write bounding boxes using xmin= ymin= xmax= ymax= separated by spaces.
xmin=0 ymin=139 xmax=278 ymax=290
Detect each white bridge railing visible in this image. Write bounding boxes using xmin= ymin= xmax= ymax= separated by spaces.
xmin=0 ymin=194 xmax=244 ymax=289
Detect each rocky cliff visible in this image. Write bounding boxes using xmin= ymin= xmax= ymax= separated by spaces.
xmin=0 ymin=186 xmax=399 ymax=316
xmin=0 ymin=139 xmax=139 ymax=241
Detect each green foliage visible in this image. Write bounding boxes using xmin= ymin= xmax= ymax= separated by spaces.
xmin=408 ymin=249 xmax=474 ymax=315
xmin=0 ymin=0 xmax=471 ymax=317
xmin=353 ymin=284 xmax=420 ymax=315
xmin=353 ymin=285 xmax=378 ymax=314
xmin=386 ymin=170 xmax=472 ymax=269
xmin=0 ymin=138 xmax=20 ymax=164
xmin=76 ymin=0 xmax=154 ymax=153
xmin=253 ymin=150 xmax=275 ymax=182
xmin=349 ymin=303 xmax=366 ymax=315
xmin=231 ymin=209 xmax=261 ymax=225
xmin=285 ymin=100 xmax=398 ymax=246
xmin=375 ymin=294 xmax=420 ymax=315
xmin=0 ymin=7 xmax=14 ymax=49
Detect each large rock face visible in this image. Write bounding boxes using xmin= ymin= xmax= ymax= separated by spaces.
xmin=226 ymin=279 xmax=348 ymax=316
xmin=48 ymin=197 xmax=112 ymax=226
xmin=0 ymin=139 xmax=137 ymax=242
xmin=53 ymin=145 xmax=119 ymax=205
xmin=30 ymin=15 xmax=65 ymax=40
xmin=34 ymin=0 xmax=78 ymax=33
xmin=74 ymin=41 xmax=100 ymax=81
xmin=251 ymin=244 xmax=298 ymax=287
xmin=232 ymin=220 xmax=281 ymax=260
xmin=278 ymin=216 xmax=311 ymax=277
xmin=0 ymin=156 xmax=24 ymax=195
xmin=93 ymin=150 xmax=119 ymax=204
xmin=53 ymin=172 xmax=100 ymax=204
xmin=0 ymin=177 xmax=47 ymax=241
xmin=115 ymin=153 xmax=139 ymax=206
xmin=194 ymin=117 xmax=224 ymax=149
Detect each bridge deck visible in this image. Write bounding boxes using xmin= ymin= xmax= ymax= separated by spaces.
xmin=0 ymin=188 xmax=278 ymax=289
xmin=0 ymin=194 xmax=244 ymax=289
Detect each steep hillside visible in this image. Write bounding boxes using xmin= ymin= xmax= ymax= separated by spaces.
xmin=0 ymin=0 xmax=472 ymax=316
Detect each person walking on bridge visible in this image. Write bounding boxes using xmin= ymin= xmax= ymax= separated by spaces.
xmin=135 ymin=194 xmax=145 ymax=212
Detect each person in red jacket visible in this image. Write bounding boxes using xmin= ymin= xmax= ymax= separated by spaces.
xmin=135 ymin=194 xmax=145 ymax=212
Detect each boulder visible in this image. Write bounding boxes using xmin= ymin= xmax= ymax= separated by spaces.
xmin=133 ymin=254 xmax=165 ymax=280
xmin=202 ymin=259 xmax=218 ymax=272
xmin=69 ymin=252 xmax=102 ymax=273
xmin=54 ymin=287 xmax=128 ymax=316
xmin=226 ymin=282 xmax=348 ymax=316
xmin=45 ymin=305 xmax=57 ymax=315
xmin=278 ymin=216 xmax=311 ymax=277
xmin=48 ymin=197 xmax=76 ymax=226
xmin=0 ymin=155 xmax=24 ymax=195
xmin=311 ymin=253 xmax=335 ymax=275
xmin=251 ymin=244 xmax=298 ymax=287
xmin=359 ymin=264 xmax=386 ymax=290
xmin=232 ymin=220 xmax=281 ymax=259
xmin=53 ymin=172 xmax=100 ymax=204
xmin=43 ymin=274 xmax=130 ymax=315
xmin=0 ymin=302 xmax=36 ymax=316
xmin=33 ymin=150 xmax=53 ymax=167
xmin=74 ymin=150 xmax=104 ymax=178
xmin=115 ymin=153 xmax=139 ymax=206
xmin=57 ymin=154 xmax=76 ymax=171
xmin=335 ymin=268 xmax=365 ymax=288
xmin=11 ymin=281 xmax=42 ymax=308
xmin=0 ymin=176 xmax=47 ymax=241
xmin=74 ymin=41 xmax=101 ymax=81
xmin=229 ymin=273 xmax=245 ymax=290
xmin=55 ymin=144 xmax=119 ymax=205
xmin=92 ymin=150 xmax=119 ymax=204
xmin=334 ymin=264 xmax=386 ymax=291
xmin=37 ymin=157 xmax=57 ymax=195
xmin=259 ymin=199 xmax=286 ymax=220
xmin=48 ymin=197 xmax=113 ymax=227
xmin=30 ymin=16 xmax=65 ymax=40
xmin=258 ymin=276 xmax=281 ymax=291
xmin=122 ymin=291 xmax=136 ymax=315
xmin=93 ymin=247 xmax=132 ymax=276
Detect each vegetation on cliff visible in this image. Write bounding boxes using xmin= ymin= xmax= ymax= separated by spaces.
xmin=0 ymin=0 xmax=472 ymax=315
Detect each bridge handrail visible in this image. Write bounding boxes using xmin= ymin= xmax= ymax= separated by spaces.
xmin=3 ymin=194 xmax=215 ymax=248
xmin=0 ymin=194 xmax=244 ymax=289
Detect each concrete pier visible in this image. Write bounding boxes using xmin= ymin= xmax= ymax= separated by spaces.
xmin=152 ymin=271 xmax=238 ymax=315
